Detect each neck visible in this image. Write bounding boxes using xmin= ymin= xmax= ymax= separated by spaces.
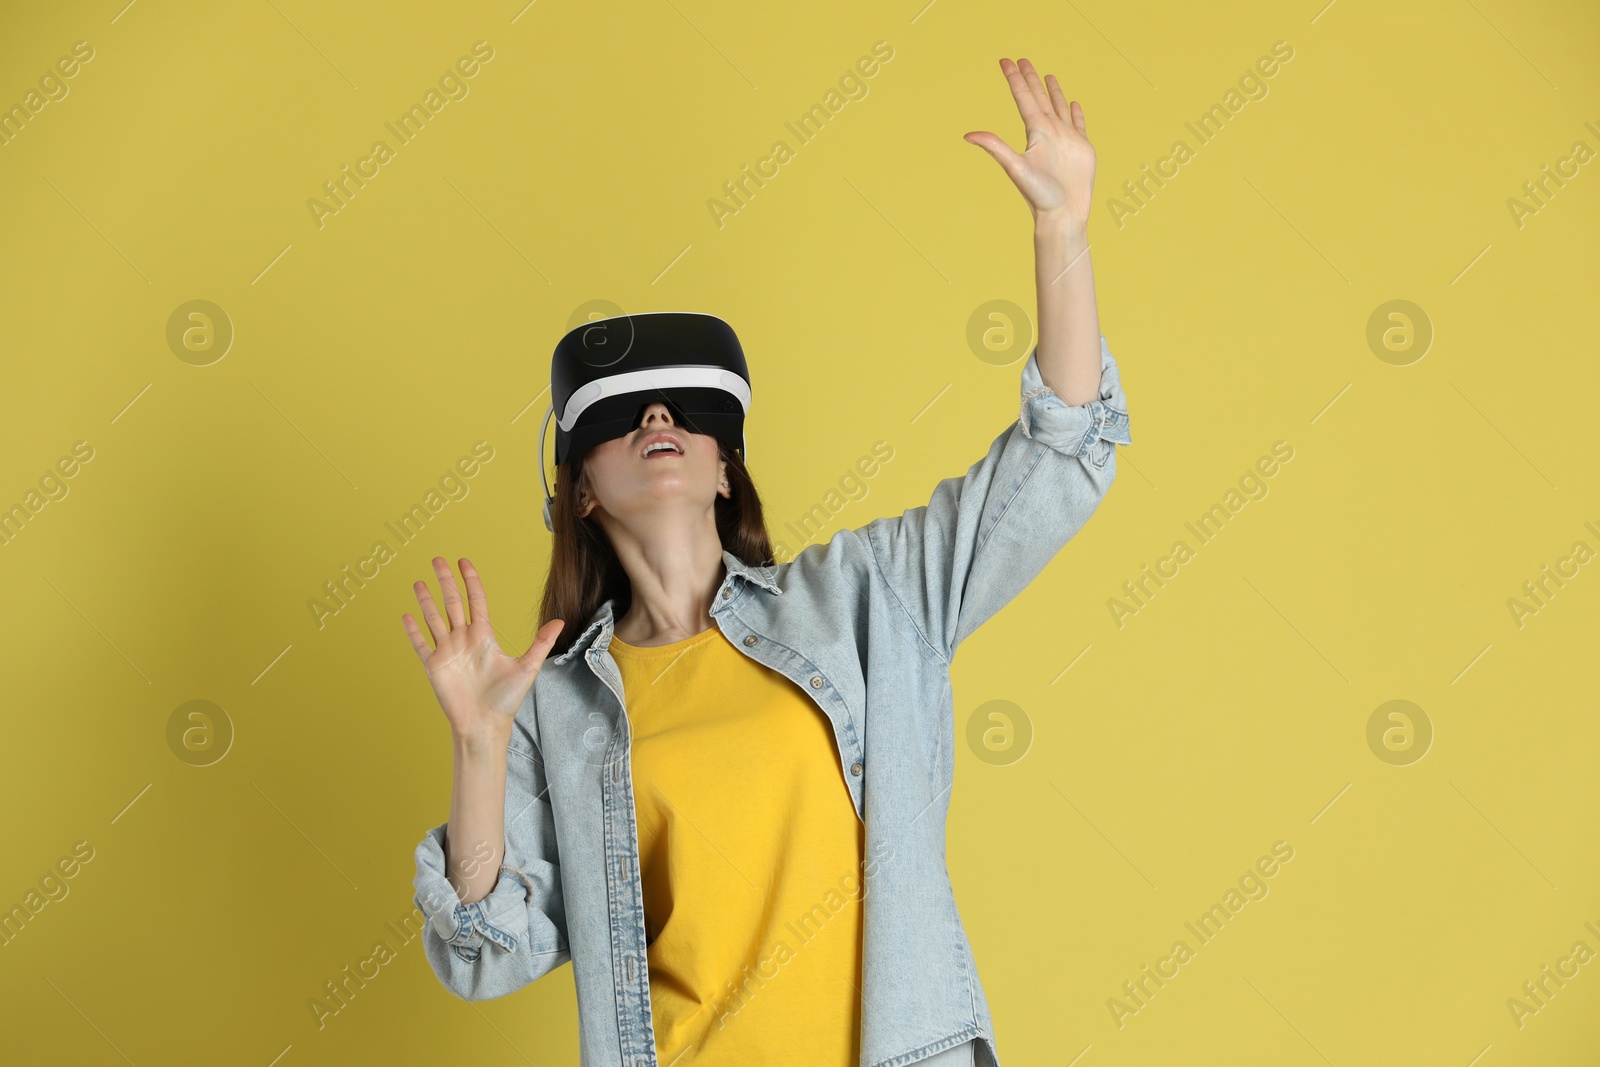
xmin=601 ymin=511 xmax=726 ymax=646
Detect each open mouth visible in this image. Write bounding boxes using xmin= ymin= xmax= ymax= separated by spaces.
xmin=640 ymin=433 xmax=685 ymax=459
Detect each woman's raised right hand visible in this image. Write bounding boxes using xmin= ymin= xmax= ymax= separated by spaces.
xmin=402 ymin=556 xmax=565 ymax=744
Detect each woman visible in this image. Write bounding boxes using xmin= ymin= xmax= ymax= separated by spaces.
xmin=406 ymin=57 xmax=1131 ymax=1066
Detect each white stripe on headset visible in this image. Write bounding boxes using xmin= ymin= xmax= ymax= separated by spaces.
xmin=555 ymin=366 xmax=750 ymax=432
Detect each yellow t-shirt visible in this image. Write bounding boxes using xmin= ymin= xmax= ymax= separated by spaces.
xmin=609 ymin=622 xmax=865 ymax=1066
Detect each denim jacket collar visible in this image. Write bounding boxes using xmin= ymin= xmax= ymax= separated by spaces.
xmin=548 ymin=548 xmax=782 ymax=667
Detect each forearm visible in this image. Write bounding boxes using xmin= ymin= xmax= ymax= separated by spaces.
xmin=1032 ymin=214 xmax=1101 ymax=407
xmin=445 ymin=726 xmax=511 ymax=906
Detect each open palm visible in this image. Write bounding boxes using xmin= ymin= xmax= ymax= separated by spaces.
xmin=965 ymin=57 xmax=1096 ymax=225
xmin=402 ymin=556 xmax=564 ymax=741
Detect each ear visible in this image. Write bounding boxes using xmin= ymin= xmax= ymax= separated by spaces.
xmin=575 ymin=471 xmax=596 ymax=518
xmin=718 ymin=457 xmax=731 ymax=497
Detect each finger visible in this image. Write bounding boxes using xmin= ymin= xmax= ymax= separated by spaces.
xmin=460 ymin=557 xmax=490 ymax=628
xmin=433 ymin=556 xmax=467 ymax=629
xmin=415 ymin=579 xmax=449 ymax=644
xmin=1016 ymin=59 xmax=1055 ymax=120
xmin=516 ymin=618 xmax=567 ymax=674
xmin=998 ymin=58 xmax=1048 ymax=132
xmin=963 ymin=130 xmax=1028 ymax=186
xmin=1072 ymin=99 xmax=1087 ymax=137
xmin=401 ymin=613 xmax=434 ymax=662
xmin=1044 ymin=73 xmax=1071 ymax=123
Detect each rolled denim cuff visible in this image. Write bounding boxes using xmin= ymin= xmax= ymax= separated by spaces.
xmin=1018 ymin=334 xmax=1132 ymax=465
xmin=413 ymin=822 xmax=531 ymax=962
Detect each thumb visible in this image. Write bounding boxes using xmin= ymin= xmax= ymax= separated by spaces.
xmin=517 ymin=618 xmax=566 ymax=674
xmin=964 ymin=130 xmax=1026 ymax=184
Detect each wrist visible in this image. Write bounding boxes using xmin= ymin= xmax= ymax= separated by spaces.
xmin=452 ymin=722 xmax=512 ymax=758
xmin=1034 ymin=211 xmax=1089 ymax=240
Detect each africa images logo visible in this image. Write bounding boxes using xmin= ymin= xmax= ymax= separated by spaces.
xmin=305 ymin=41 xmax=496 ymax=229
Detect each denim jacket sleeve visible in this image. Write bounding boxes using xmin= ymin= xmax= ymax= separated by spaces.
xmin=412 ymin=696 xmax=570 ymax=1001
xmin=859 ymin=333 xmax=1131 ymax=665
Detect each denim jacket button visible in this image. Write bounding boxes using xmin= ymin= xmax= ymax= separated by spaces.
xmin=809 ymin=676 xmax=823 ymax=689
xmin=721 ymin=587 xmax=731 ymax=599
xmin=849 ymin=761 xmax=863 ymax=777
xmin=743 ymin=635 xmax=758 ymax=646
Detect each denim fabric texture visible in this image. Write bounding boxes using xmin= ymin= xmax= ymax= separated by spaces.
xmin=413 ymin=335 xmax=1132 ymax=1067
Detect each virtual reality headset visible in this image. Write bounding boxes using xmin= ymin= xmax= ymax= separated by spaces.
xmin=540 ymin=311 xmax=752 ymax=532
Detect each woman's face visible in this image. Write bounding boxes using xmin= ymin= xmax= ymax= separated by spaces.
xmin=575 ymin=400 xmax=730 ymax=527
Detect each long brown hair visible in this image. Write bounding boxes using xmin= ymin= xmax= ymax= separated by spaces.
xmin=535 ymin=441 xmax=775 ymax=658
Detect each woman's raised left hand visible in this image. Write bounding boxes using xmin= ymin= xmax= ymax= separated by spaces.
xmin=964 ymin=57 xmax=1096 ymax=227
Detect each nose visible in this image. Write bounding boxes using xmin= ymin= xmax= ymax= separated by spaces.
xmin=634 ymin=400 xmax=677 ymax=430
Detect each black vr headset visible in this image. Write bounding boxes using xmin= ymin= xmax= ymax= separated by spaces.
xmin=539 ymin=311 xmax=752 ymax=532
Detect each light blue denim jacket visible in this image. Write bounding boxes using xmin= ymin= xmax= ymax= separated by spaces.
xmin=413 ymin=336 xmax=1132 ymax=1067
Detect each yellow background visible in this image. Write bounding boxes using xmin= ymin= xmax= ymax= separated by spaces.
xmin=2 ymin=0 xmax=1596 ymax=1064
